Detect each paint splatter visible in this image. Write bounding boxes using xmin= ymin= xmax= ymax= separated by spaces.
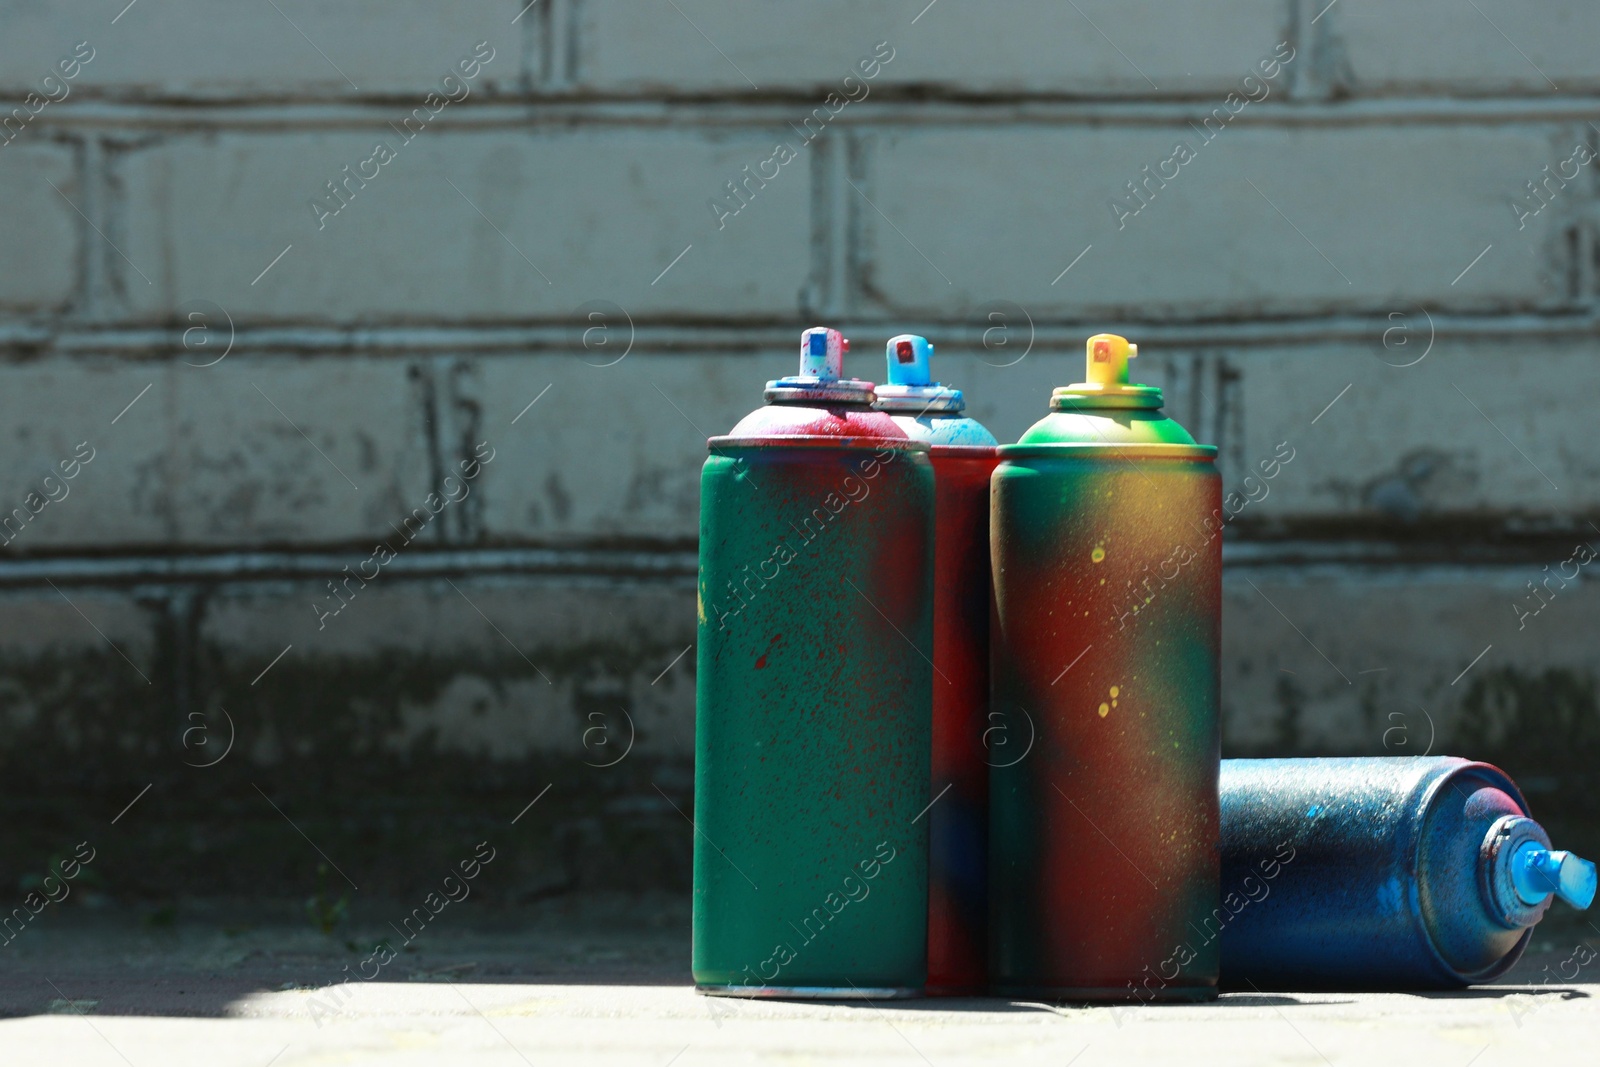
xmin=1091 ymin=546 xmax=1106 ymax=563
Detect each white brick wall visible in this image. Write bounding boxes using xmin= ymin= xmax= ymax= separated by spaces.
xmin=470 ymin=351 xmax=791 ymax=544
xmin=864 ymin=123 xmax=1575 ymax=318
xmin=116 ymin=128 xmax=813 ymax=321
xmin=6 ymin=6 xmax=1593 ymax=550
xmin=0 ymin=143 xmax=80 ymax=313
xmin=1330 ymin=0 xmax=1600 ymax=95
xmin=0 ymin=1 xmax=527 ymax=98
xmin=1222 ymin=566 xmax=1595 ymax=751
xmin=1236 ymin=339 xmax=1593 ymax=520
xmin=3 ymin=0 xmax=1599 ymax=772
xmin=198 ymin=578 xmax=697 ymax=760
xmin=573 ymin=0 xmax=1289 ymax=96
xmin=0 ymin=564 xmax=1571 ymax=769
xmin=0 ymin=357 xmax=432 ymax=549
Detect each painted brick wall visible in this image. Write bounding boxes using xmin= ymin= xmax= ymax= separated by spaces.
xmin=2 ymin=0 xmax=1596 ymax=898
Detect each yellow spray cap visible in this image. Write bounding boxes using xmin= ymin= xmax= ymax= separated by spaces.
xmin=1050 ymin=332 xmax=1162 ymax=410
xmin=1085 ymin=333 xmax=1137 ymax=387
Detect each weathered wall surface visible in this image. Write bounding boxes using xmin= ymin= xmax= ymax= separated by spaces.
xmin=2 ymin=0 xmax=1597 ymax=900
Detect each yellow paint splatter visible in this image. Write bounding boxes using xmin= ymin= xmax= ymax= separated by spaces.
xmin=1110 ymin=685 xmax=1120 ymax=698
xmin=1091 ymin=546 xmax=1106 ymax=563
xmin=1098 ymin=702 xmax=1110 ymax=717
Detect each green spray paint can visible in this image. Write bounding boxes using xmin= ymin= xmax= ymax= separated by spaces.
xmin=693 ymin=327 xmax=936 ymax=998
xmin=990 ymin=333 xmax=1222 ymax=1001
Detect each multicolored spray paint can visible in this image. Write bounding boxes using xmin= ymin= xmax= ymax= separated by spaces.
xmin=693 ymin=327 xmax=936 ymax=998
xmin=1219 ymin=757 xmax=1597 ymax=989
xmin=875 ymin=334 xmax=998 ymax=996
xmin=990 ymin=333 xmax=1222 ymax=1001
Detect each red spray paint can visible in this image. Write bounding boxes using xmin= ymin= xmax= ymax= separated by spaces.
xmin=875 ymin=334 xmax=998 ymax=996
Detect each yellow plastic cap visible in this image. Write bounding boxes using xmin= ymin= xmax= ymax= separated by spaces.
xmin=1048 ymin=332 xmax=1162 ymax=410
xmin=1085 ymin=333 xmax=1137 ymax=388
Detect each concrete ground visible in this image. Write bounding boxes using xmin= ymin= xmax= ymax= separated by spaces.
xmin=2 ymin=892 xmax=1595 ymax=1066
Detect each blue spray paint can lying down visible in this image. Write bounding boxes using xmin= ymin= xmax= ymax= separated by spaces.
xmin=1219 ymin=757 xmax=1596 ymax=989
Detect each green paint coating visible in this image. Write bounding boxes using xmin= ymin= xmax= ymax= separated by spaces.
xmin=1013 ymin=404 xmax=1202 ymax=449
xmin=693 ymin=441 xmax=934 ymax=992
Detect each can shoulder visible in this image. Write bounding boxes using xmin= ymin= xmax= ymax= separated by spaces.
xmin=1014 ymin=410 xmax=1201 ymax=447
xmin=723 ymin=403 xmax=908 ymax=441
xmin=887 ymin=413 xmax=998 ymax=448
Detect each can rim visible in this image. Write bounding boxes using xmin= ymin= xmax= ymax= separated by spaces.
xmin=696 ymin=984 xmax=921 ymax=1000
xmin=875 ymin=385 xmax=966 ymax=414
xmin=708 ymin=435 xmax=931 ymax=452
xmin=1411 ymin=760 xmax=1535 ymax=985
xmin=997 ymin=442 xmax=1218 ymax=460
xmin=927 ymin=444 xmax=999 ymax=458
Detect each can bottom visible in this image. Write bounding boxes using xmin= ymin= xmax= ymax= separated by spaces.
xmin=924 ymin=984 xmax=986 ymax=998
xmin=991 ymin=984 xmax=1218 ymax=1004
xmin=697 ymin=985 xmax=921 ymax=1000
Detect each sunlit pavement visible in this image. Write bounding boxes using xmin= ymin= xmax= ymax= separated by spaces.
xmin=3 ymin=893 xmax=1595 ymax=1065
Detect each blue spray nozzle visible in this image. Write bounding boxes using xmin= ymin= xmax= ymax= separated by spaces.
xmin=874 ymin=333 xmax=971 ymax=417
xmin=1512 ymin=844 xmax=1598 ymax=910
xmin=885 ymin=334 xmax=934 ymax=387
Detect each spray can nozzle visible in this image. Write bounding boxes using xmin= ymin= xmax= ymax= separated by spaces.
xmin=1512 ymin=844 xmax=1598 ymax=909
xmin=799 ymin=326 xmax=848 ymax=381
xmin=885 ymin=334 xmax=933 ymax=387
xmin=874 ymin=334 xmax=966 ymax=414
xmin=765 ymin=327 xmax=874 ymax=406
xmin=1086 ymin=333 xmax=1137 ymax=387
xmin=1485 ymin=815 xmax=1597 ymax=928
xmin=1049 ymin=332 xmax=1163 ymax=411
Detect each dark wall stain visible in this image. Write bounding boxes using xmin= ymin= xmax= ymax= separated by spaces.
xmin=1457 ymin=666 xmax=1600 ymax=861
xmin=0 ymin=635 xmax=695 ymax=903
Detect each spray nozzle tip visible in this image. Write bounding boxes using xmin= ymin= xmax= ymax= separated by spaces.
xmin=1514 ymin=845 xmax=1598 ymax=910
xmin=800 ymin=327 xmax=847 ymax=381
xmin=885 ymin=334 xmax=934 ymax=387
xmin=1086 ymin=333 xmax=1137 ymax=387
